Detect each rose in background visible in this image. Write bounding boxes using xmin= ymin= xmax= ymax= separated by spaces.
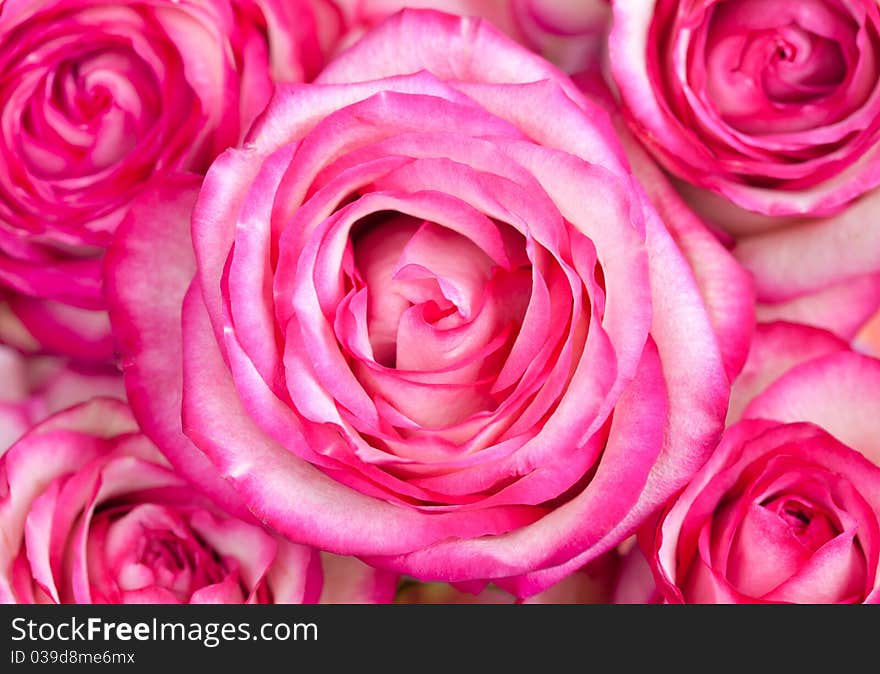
xmin=0 ymin=398 xmax=395 ymax=604
xmin=0 ymin=344 xmax=124 ymax=452
xmin=612 ymin=543 xmax=659 ymax=604
xmin=610 ymin=0 xmax=880 ymax=338
xmin=511 ymin=0 xmax=611 ymax=73
xmin=107 ymin=9 xmax=748 ymax=597
xmin=334 ymin=0 xmax=610 ymax=73
xmin=0 ymin=0 xmax=340 ymax=362
xmin=649 ymin=323 xmax=880 ymax=603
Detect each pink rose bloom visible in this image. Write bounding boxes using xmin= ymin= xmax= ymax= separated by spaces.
xmin=335 ymin=0 xmax=610 ymax=73
xmin=0 ymin=0 xmax=338 ymax=361
xmin=107 ymin=10 xmax=742 ymax=597
xmin=0 ymin=398 xmax=395 ymax=604
xmin=651 ymin=324 xmax=880 ymax=603
xmin=0 ymin=344 xmax=124 ymax=453
xmin=610 ymin=0 xmax=880 ymax=337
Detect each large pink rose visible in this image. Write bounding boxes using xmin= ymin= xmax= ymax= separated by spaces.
xmin=335 ymin=0 xmax=611 ymax=73
xmin=651 ymin=325 xmax=880 ymax=603
xmin=0 ymin=344 xmax=124 ymax=452
xmin=0 ymin=0 xmax=338 ymax=361
xmin=106 ymin=10 xmax=742 ymax=596
xmin=610 ymin=0 xmax=880 ymax=337
xmin=0 ymin=398 xmax=395 ymax=604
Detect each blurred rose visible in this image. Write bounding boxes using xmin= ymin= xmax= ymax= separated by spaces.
xmin=0 ymin=399 xmax=395 ymax=604
xmin=106 ymin=10 xmax=742 ymax=597
xmin=0 ymin=0 xmax=339 ymax=361
xmin=854 ymin=310 xmax=880 ymax=357
xmin=611 ymin=540 xmax=659 ymax=604
xmin=610 ymin=0 xmax=880 ymax=338
xmin=0 ymin=344 xmax=124 ymax=453
xmin=511 ymin=0 xmax=611 ymax=73
xmin=335 ymin=0 xmax=610 ymax=73
xmin=651 ymin=325 xmax=880 ymax=603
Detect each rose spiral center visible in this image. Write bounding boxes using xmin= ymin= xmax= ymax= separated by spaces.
xmin=20 ymin=45 xmax=162 ymax=179
xmin=91 ymin=504 xmax=235 ymax=603
xmin=701 ymin=0 xmax=858 ymax=133
xmin=719 ymin=476 xmax=868 ymax=603
xmin=351 ymin=213 xmax=529 ymax=374
xmin=762 ymin=494 xmax=839 ymax=552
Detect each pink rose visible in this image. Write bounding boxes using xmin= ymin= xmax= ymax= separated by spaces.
xmin=610 ymin=0 xmax=880 ymax=337
xmin=334 ymin=0 xmax=610 ymax=73
xmin=0 ymin=0 xmax=338 ymax=361
xmin=106 ymin=10 xmax=741 ymax=596
xmin=651 ymin=324 xmax=880 ymax=603
xmin=0 ymin=398 xmax=395 ymax=604
xmin=0 ymin=344 xmax=124 ymax=453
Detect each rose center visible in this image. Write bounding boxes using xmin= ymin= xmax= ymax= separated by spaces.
xmin=775 ymin=42 xmax=795 ymax=62
xmin=761 ymin=30 xmax=847 ymax=104
xmin=20 ymin=45 xmax=161 ymax=178
xmin=140 ymin=530 xmax=191 ymax=574
xmin=762 ymin=495 xmax=839 ymax=552
xmin=703 ymin=0 xmax=855 ymax=130
xmin=780 ymin=503 xmax=811 ymax=528
xmin=92 ymin=504 xmax=232 ymax=602
xmin=350 ymin=212 xmax=530 ymax=372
